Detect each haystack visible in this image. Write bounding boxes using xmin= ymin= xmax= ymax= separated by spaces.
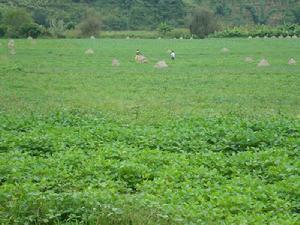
xmin=221 ymin=48 xmax=229 ymax=53
xmin=279 ymin=35 xmax=284 ymax=39
xmin=135 ymin=55 xmax=148 ymax=63
xmin=271 ymin=36 xmax=276 ymax=39
xmin=154 ymin=60 xmax=168 ymax=69
xmin=292 ymin=35 xmax=298 ymax=39
xmin=288 ymin=58 xmax=296 ymax=65
xmin=257 ymin=59 xmax=270 ymax=67
xmin=8 ymin=39 xmax=16 ymax=55
xmin=27 ymin=36 xmax=33 ymax=40
xmin=10 ymin=49 xmax=16 ymax=55
xmin=248 ymin=36 xmax=252 ymax=39
xmin=85 ymin=48 xmax=94 ymax=55
xmin=286 ymin=36 xmax=291 ymax=39
xmin=90 ymin=36 xmax=95 ymax=39
xmin=8 ymin=39 xmax=15 ymax=49
xmin=112 ymin=59 xmax=120 ymax=67
xmin=245 ymin=57 xmax=253 ymax=62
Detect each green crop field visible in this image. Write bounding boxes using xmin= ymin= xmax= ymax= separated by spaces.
xmin=0 ymin=38 xmax=300 ymax=224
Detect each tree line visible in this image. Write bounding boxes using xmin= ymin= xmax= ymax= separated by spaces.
xmin=0 ymin=0 xmax=299 ymax=38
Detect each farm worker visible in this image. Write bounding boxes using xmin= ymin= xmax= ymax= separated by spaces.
xmin=170 ymin=50 xmax=176 ymax=60
xmin=135 ymin=49 xmax=142 ymax=62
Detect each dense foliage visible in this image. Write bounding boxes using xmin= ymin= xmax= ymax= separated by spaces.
xmin=189 ymin=8 xmax=219 ymax=38
xmin=0 ymin=111 xmax=299 ymax=224
xmin=0 ymin=0 xmax=299 ymax=38
xmin=212 ymin=24 xmax=300 ymax=38
xmin=0 ymin=38 xmax=299 ymax=224
xmin=0 ymin=8 xmax=42 ymax=38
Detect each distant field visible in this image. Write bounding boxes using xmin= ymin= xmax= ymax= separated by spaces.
xmin=0 ymin=39 xmax=299 ymax=224
xmin=0 ymin=38 xmax=299 ymax=120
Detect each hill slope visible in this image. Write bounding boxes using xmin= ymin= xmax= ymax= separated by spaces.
xmin=0 ymin=1 xmax=299 ymax=31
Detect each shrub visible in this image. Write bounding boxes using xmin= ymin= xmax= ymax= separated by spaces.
xmin=292 ymin=6 xmax=300 ymax=24
xmin=49 ymin=19 xmax=66 ymax=38
xmin=101 ymin=30 xmax=159 ymax=39
xmin=64 ymin=29 xmax=81 ymax=39
xmin=103 ymin=15 xmax=128 ymax=31
xmin=100 ymin=29 xmax=191 ymax=39
xmin=158 ymin=22 xmax=173 ymax=36
xmin=189 ymin=8 xmax=219 ymax=38
xmin=66 ymin=22 xmax=76 ymax=30
xmin=295 ymin=26 xmax=300 ymax=35
xmin=78 ymin=10 xmax=102 ymax=37
xmin=2 ymin=8 xmax=33 ymax=38
xmin=212 ymin=24 xmax=300 ymax=38
xmin=0 ymin=25 xmax=7 ymax=37
xmin=32 ymin=9 xmax=49 ymax=27
xmin=167 ymin=28 xmax=191 ymax=39
xmin=20 ymin=23 xmax=42 ymax=38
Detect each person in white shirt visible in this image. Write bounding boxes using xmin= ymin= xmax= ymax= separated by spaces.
xmin=170 ymin=50 xmax=176 ymax=60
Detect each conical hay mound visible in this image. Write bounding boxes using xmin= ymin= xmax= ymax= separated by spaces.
xmin=154 ymin=60 xmax=168 ymax=69
xmin=10 ymin=49 xmax=16 ymax=55
xmin=288 ymin=58 xmax=296 ymax=65
xmin=245 ymin=57 xmax=253 ymax=62
xmin=257 ymin=59 xmax=270 ymax=67
xmin=85 ymin=48 xmax=94 ymax=55
xmin=8 ymin=39 xmax=15 ymax=49
xmin=135 ymin=55 xmax=148 ymax=64
xmin=221 ymin=48 xmax=229 ymax=53
xmin=112 ymin=59 xmax=120 ymax=67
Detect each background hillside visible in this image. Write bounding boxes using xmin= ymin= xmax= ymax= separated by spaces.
xmin=1 ymin=0 xmax=299 ymax=31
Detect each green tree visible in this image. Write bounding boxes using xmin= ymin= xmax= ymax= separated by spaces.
xmin=49 ymin=19 xmax=66 ymax=38
xmin=243 ymin=0 xmax=283 ymax=25
xmin=20 ymin=23 xmax=42 ymax=38
xmin=189 ymin=8 xmax=219 ymax=38
xmin=158 ymin=22 xmax=173 ymax=36
xmin=78 ymin=10 xmax=102 ymax=37
xmin=2 ymin=8 xmax=33 ymax=37
xmin=292 ymin=6 xmax=300 ymax=24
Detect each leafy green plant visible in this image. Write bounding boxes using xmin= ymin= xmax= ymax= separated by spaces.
xmin=213 ymin=24 xmax=300 ymax=38
xmin=20 ymin=23 xmax=42 ymax=38
xmin=77 ymin=9 xmax=102 ymax=38
xmin=158 ymin=22 xmax=173 ymax=36
xmin=189 ymin=8 xmax=219 ymax=38
xmin=49 ymin=19 xmax=66 ymax=38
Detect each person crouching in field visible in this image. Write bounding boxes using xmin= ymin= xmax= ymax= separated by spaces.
xmin=135 ymin=49 xmax=141 ymax=61
xmin=135 ymin=49 xmax=148 ymax=63
xmin=136 ymin=49 xmax=141 ymax=56
xmin=170 ymin=51 xmax=176 ymax=60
